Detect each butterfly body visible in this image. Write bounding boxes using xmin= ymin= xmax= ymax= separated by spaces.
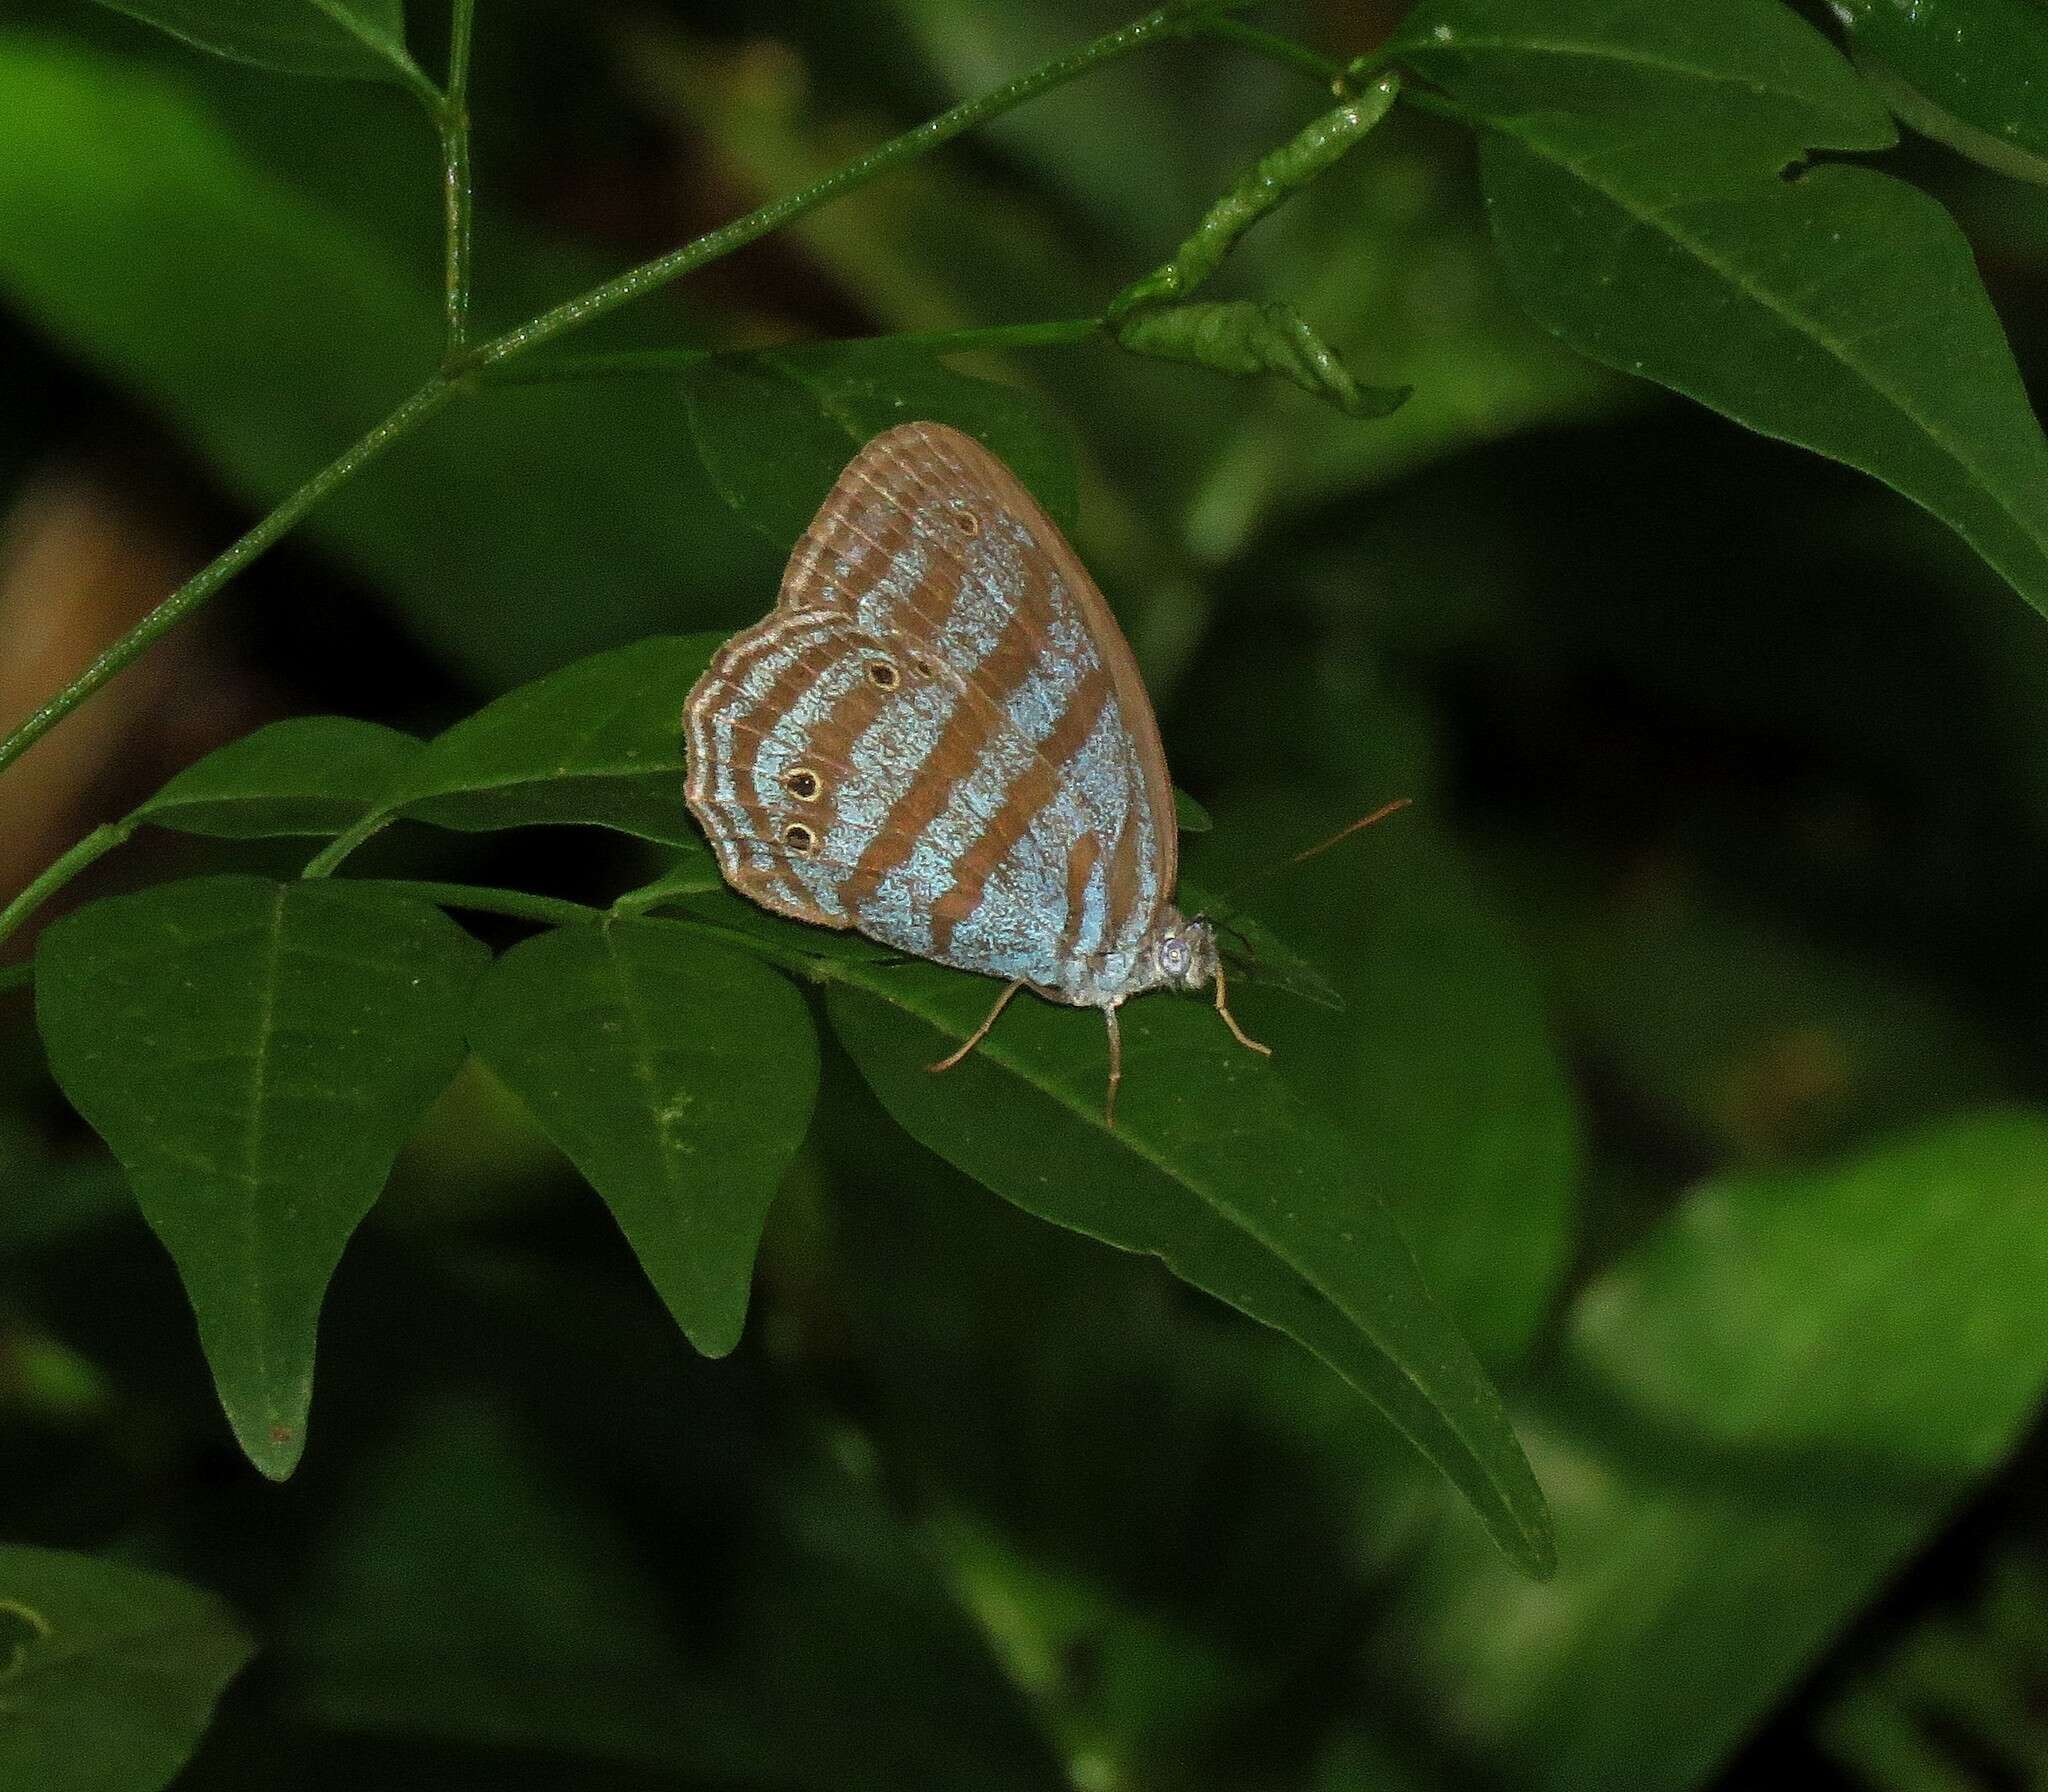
xmin=684 ymin=421 xmax=1260 ymax=1117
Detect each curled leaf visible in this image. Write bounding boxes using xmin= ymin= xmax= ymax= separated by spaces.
xmin=1110 ymin=79 xmax=1402 ymax=315
xmin=1114 ymin=299 xmax=1408 ymax=417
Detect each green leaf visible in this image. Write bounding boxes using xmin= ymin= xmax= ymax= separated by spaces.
xmin=1172 ymin=788 xmax=1213 ymax=834
xmin=89 ymin=0 xmax=421 ymax=85
xmin=0 ymin=1545 xmax=254 ymax=1792
xmin=467 ymin=921 xmax=819 ymax=1356
xmin=359 ymin=635 xmax=718 ymax=850
xmin=1105 ymin=82 xmax=1409 ymax=418
xmin=1113 ymin=299 xmax=1409 ymax=418
xmin=1383 ymin=1111 xmax=2048 ymax=1792
xmin=1204 ymin=802 xmax=1581 ymax=1369
xmin=1384 ymin=0 xmax=1892 ymax=136
xmin=1389 ymin=0 xmax=2048 ymax=626
xmin=133 ymin=717 xmax=421 ymax=839
xmin=682 ymin=344 xmax=1078 ymax=548
xmin=1833 ymin=0 xmax=2048 ymax=184
xmin=34 ymin=876 xmax=488 ymax=1477
xmin=1112 ymin=83 xmax=1404 ymax=313
xmin=792 ymin=919 xmax=1553 ymax=1579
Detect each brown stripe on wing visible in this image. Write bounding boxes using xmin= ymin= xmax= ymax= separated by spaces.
xmin=926 ymin=666 xmax=1112 ymax=957
xmin=683 ymin=613 xmax=831 ymax=809
xmin=838 ymin=600 xmax=1055 ymax=916
xmin=1102 ymin=790 xmax=1147 ymax=954
xmin=1056 ymin=828 xmax=1103 ymax=964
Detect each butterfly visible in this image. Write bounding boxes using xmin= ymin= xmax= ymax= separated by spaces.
xmin=682 ymin=420 xmax=1268 ymax=1124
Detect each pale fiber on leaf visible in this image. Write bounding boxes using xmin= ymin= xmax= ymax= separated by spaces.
xmin=35 ymin=877 xmax=488 ymax=1477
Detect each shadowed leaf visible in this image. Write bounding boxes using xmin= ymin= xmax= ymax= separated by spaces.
xmin=0 ymin=1546 xmax=254 ymax=1792
xmin=709 ymin=894 xmax=1560 ymax=1580
xmin=1834 ymin=0 xmax=2048 ymax=183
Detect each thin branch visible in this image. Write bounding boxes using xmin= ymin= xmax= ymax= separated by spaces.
xmin=0 ymin=378 xmax=458 ymax=784
xmin=0 ymin=822 xmax=134 ymax=953
xmin=463 ymin=1 xmax=1247 ymax=372
xmin=492 ymin=317 xmax=1107 ymax=386
xmin=0 ymin=1 xmax=1239 ymax=796
xmin=440 ymin=0 xmax=477 ymax=357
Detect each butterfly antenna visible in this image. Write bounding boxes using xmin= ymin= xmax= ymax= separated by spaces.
xmin=1206 ymin=797 xmax=1413 ymax=920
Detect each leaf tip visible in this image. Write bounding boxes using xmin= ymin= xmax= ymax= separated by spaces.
xmin=233 ymin=1411 xmax=308 ymax=1482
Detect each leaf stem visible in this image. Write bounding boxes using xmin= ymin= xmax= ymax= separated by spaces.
xmin=350 ymin=879 xmax=605 ymax=929
xmin=0 ymin=822 xmax=134 ymax=953
xmin=0 ymin=378 xmax=458 ymax=786
xmin=492 ymin=317 xmax=1107 ymax=386
xmin=461 ymin=1 xmax=1247 ymax=373
xmin=439 ymin=0 xmax=477 ymax=357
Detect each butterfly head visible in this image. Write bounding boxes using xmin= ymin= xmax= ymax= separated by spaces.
xmin=1152 ymin=915 xmax=1218 ymax=992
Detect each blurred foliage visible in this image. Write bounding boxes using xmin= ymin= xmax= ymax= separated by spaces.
xmin=4 ymin=2 xmax=2048 ymax=1789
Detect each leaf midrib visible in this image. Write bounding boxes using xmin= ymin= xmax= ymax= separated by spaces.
xmin=236 ymin=885 xmax=288 ymax=1420
xmin=1406 ymin=31 xmax=1854 ymax=114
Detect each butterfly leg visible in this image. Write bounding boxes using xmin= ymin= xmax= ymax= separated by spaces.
xmin=1103 ymin=1002 xmax=1122 ymax=1129
xmin=928 ymin=979 xmax=1026 ymax=1075
xmin=1212 ymin=959 xmax=1273 ymax=1058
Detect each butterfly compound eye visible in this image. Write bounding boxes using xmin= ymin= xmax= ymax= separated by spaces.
xmin=782 ymin=822 xmax=817 ymax=854
xmin=865 ymin=659 xmax=901 ymax=691
xmin=781 ymin=767 xmax=821 ymax=801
